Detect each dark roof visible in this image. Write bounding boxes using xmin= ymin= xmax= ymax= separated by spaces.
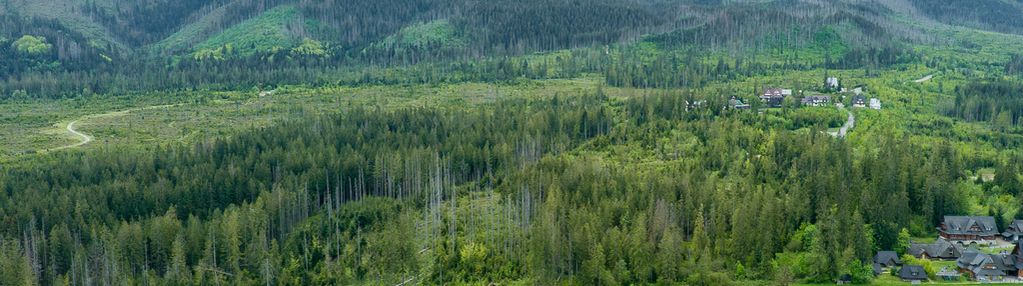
xmin=957 ymin=251 xmax=987 ymax=269
xmin=1006 ymin=220 xmax=1023 ymax=234
xmin=874 ymin=251 xmax=902 ymax=267
xmin=852 ymin=95 xmax=867 ymax=102
xmin=957 ymin=250 xmax=1019 ymax=276
xmin=899 ymin=265 xmax=928 ymax=281
xmin=908 ymin=238 xmax=964 ymax=259
xmin=873 ymin=263 xmax=883 ymax=275
xmin=942 ymin=216 xmax=998 ymax=236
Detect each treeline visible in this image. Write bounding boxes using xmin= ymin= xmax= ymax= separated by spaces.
xmin=1 ymin=40 xmax=920 ymax=99
xmin=0 ymin=48 xmax=603 ymax=99
xmin=604 ymin=45 xmax=917 ymax=89
xmin=947 ymin=80 xmax=1023 ymax=130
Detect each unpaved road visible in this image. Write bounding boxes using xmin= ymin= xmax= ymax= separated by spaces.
xmin=44 ymin=104 xmax=180 ymax=152
xmin=829 ymin=107 xmax=855 ymax=138
xmin=913 ymin=74 xmax=934 ymax=83
xmin=837 ymin=108 xmax=854 ymax=138
xmin=51 ymin=120 xmax=93 ymax=151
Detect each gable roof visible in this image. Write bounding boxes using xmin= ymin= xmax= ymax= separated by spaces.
xmin=762 ymin=88 xmax=785 ymax=98
xmin=956 ymin=250 xmax=1019 ymax=277
xmin=1006 ymin=220 xmax=1023 ymax=233
xmin=899 ymin=265 xmax=928 ymax=280
xmin=942 ymin=216 xmax=998 ymax=236
xmin=908 ymin=238 xmax=964 ymax=259
xmin=874 ymin=251 xmax=902 ymax=266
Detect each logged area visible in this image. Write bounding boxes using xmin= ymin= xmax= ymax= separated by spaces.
xmin=1 ymin=0 xmax=1023 ymax=285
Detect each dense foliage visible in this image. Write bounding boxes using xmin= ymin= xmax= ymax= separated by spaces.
xmin=947 ymin=80 xmax=1023 ymax=130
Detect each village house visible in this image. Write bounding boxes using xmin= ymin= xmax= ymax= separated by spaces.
xmin=870 ymin=98 xmax=881 ymax=110
xmin=760 ymin=88 xmax=786 ymax=107
xmin=955 ymin=250 xmax=1018 ymax=281
xmin=800 ymin=95 xmax=831 ymax=107
xmin=728 ymin=97 xmax=750 ymax=110
xmin=826 ymin=77 xmax=840 ymax=90
xmin=899 ymin=265 xmax=929 ymax=283
xmin=851 ymin=95 xmax=867 ymax=108
xmin=873 ymin=251 xmax=902 ymax=275
xmin=1003 ymin=220 xmax=1023 ymax=242
xmin=685 ymin=100 xmax=705 ymax=111
xmin=939 ymin=216 xmax=999 ymax=243
xmin=908 ymin=237 xmax=964 ymax=260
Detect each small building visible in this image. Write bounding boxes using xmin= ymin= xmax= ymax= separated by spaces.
xmin=852 ymin=95 xmax=867 ymax=108
xmin=908 ymin=237 xmax=964 ymax=260
xmin=873 ymin=250 xmax=902 ymax=275
xmin=728 ymin=97 xmax=750 ymax=110
xmin=826 ymin=77 xmax=840 ymax=89
xmin=800 ymin=95 xmax=831 ymax=107
xmin=899 ymin=265 xmax=928 ymax=282
xmin=685 ymin=100 xmax=705 ymax=111
xmin=760 ymin=88 xmax=786 ymax=108
xmin=937 ymin=267 xmax=962 ymax=281
xmin=1003 ymin=220 xmax=1023 ymax=242
xmin=874 ymin=251 xmax=902 ymax=267
xmin=939 ymin=216 xmax=999 ymax=243
xmin=870 ymin=98 xmax=881 ymax=110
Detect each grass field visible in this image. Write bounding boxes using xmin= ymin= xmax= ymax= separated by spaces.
xmin=0 ymin=78 xmax=612 ymax=162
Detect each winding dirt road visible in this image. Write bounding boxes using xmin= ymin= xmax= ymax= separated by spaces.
xmin=44 ymin=104 xmax=180 ymax=152
xmin=52 ymin=120 xmax=93 ymax=151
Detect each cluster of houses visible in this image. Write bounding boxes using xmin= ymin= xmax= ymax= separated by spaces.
xmin=871 ymin=216 xmax=1023 ymax=283
xmin=750 ymin=77 xmax=881 ymax=110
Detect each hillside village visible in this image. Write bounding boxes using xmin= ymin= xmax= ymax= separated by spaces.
xmin=745 ymin=77 xmax=882 ymax=110
xmin=869 ymin=215 xmax=1023 ymax=284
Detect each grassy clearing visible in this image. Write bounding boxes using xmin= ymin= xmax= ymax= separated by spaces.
xmin=0 ymin=78 xmax=609 ymax=162
xmin=193 ymin=5 xmax=302 ymax=56
xmin=148 ymin=4 xmax=230 ymax=55
xmin=375 ymin=19 xmax=467 ymax=51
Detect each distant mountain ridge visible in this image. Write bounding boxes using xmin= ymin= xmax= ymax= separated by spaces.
xmin=1 ymin=0 xmax=1020 ymax=70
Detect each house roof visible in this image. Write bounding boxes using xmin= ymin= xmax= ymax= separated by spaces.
xmin=909 ymin=238 xmax=963 ymax=259
xmin=956 ymin=251 xmax=988 ymax=269
xmin=873 ymin=263 xmax=883 ymax=275
xmin=957 ymin=250 xmax=1019 ymax=276
xmin=899 ymin=265 xmax=928 ymax=280
xmin=1006 ymin=220 xmax=1023 ymax=234
xmin=942 ymin=216 xmax=998 ymax=236
xmin=800 ymin=95 xmax=831 ymax=103
xmin=874 ymin=251 xmax=902 ymax=266
xmin=762 ymin=88 xmax=785 ymax=98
